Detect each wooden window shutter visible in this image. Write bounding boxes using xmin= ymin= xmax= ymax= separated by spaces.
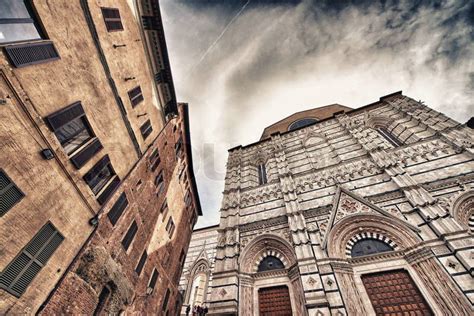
xmin=128 ymin=86 xmax=144 ymax=107
xmin=140 ymin=120 xmax=153 ymax=140
xmin=0 ymin=170 xmax=24 ymax=217
xmin=70 ymin=138 xmax=103 ymax=169
xmin=0 ymin=222 xmax=64 ymax=297
xmin=5 ymin=42 xmax=60 ymax=68
xmin=45 ymin=102 xmax=85 ymax=131
xmin=101 ymin=8 xmax=123 ymax=32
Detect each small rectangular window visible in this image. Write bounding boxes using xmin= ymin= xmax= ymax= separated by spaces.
xmin=148 ymin=268 xmax=159 ymax=290
xmin=122 ymin=220 xmax=138 ymax=251
xmin=175 ymin=137 xmax=183 ymax=158
xmin=83 ymin=155 xmax=116 ymax=195
xmin=258 ymin=164 xmax=267 ymax=185
xmin=160 ymin=200 xmax=168 ymax=218
xmin=107 ymin=193 xmax=128 ymax=226
xmin=101 ymin=8 xmax=123 ymax=32
xmin=149 ymin=148 xmax=161 ymax=171
xmin=162 ymin=288 xmax=170 ymax=311
xmin=0 ymin=170 xmax=24 ymax=217
xmin=155 ymin=171 xmax=164 ymax=194
xmin=166 ymin=217 xmax=175 ymax=238
xmin=135 ymin=250 xmax=147 ymax=275
xmin=46 ymin=102 xmax=94 ymax=156
xmin=0 ymin=222 xmax=64 ymax=297
xmin=128 ymin=86 xmax=144 ymax=107
xmin=0 ymin=0 xmax=43 ymax=44
xmin=140 ymin=120 xmax=153 ymax=140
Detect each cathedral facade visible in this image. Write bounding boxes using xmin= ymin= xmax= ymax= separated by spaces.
xmin=180 ymin=92 xmax=473 ymax=315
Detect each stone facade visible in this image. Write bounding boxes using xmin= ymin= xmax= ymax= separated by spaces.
xmin=181 ymin=92 xmax=473 ymax=315
xmin=179 ymin=225 xmax=219 ymax=313
xmin=0 ymin=1 xmax=201 ymax=314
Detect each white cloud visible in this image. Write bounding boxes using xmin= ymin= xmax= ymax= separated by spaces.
xmin=161 ymin=0 xmax=474 ymax=228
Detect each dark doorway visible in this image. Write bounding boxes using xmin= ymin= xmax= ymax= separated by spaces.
xmin=258 ymin=285 xmax=292 ymax=316
xmin=362 ymin=269 xmax=433 ymax=315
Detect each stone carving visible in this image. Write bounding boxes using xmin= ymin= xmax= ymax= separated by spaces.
xmin=218 ymin=288 xmax=227 ymax=297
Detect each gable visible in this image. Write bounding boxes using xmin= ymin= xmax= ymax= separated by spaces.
xmin=321 ymin=187 xmax=418 ymax=249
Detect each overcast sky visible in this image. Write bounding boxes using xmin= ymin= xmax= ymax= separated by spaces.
xmin=160 ymin=0 xmax=474 ymax=228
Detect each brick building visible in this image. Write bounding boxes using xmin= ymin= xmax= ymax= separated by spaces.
xmin=0 ymin=0 xmax=201 ymax=314
xmin=180 ymin=92 xmax=473 ymax=315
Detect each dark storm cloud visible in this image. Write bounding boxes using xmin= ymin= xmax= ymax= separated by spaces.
xmin=161 ymin=0 xmax=474 ymax=227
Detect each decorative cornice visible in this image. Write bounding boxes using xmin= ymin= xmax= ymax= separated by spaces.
xmin=239 ymin=215 xmax=288 ymax=233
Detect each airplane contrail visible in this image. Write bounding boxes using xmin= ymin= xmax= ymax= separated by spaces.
xmin=190 ymin=0 xmax=251 ymax=72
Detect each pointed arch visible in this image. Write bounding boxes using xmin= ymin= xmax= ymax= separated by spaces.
xmin=321 ymin=187 xmax=418 ymax=249
xmin=185 ymin=257 xmax=210 ymax=307
xmin=326 ymin=213 xmax=421 ymax=258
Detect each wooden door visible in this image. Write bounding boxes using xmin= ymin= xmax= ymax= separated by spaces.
xmin=258 ymin=285 xmax=292 ymax=316
xmin=362 ymin=269 xmax=433 ymax=315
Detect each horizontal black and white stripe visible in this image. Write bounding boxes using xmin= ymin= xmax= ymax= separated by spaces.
xmin=345 ymin=232 xmax=398 ymax=257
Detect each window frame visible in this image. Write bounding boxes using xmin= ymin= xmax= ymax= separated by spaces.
xmin=375 ymin=126 xmax=403 ymax=147
xmin=148 ymin=268 xmax=159 ymax=291
xmin=83 ymin=155 xmax=117 ymax=196
xmin=107 ymin=192 xmax=129 ymax=226
xmin=165 ymin=217 xmax=175 ymax=238
xmin=135 ymin=250 xmax=147 ymax=276
xmin=288 ymin=118 xmax=318 ymax=131
xmin=100 ymin=7 xmax=124 ymax=32
xmin=128 ymin=86 xmax=144 ymax=108
xmin=0 ymin=0 xmax=46 ymax=45
xmin=350 ymin=238 xmax=394 ymax=258
xmin=45 ymin=102 xmax=96 ymax=157
xmin=140 ymin=119 xmax=153 ymax=140
xmin=257 ymin=163 xmax=267 ymax=185
xmin=121 ymin=220 xmax=138 ymax=251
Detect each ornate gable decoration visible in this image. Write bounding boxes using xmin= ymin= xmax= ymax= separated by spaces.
xmin=321 ymin=187 xmax=418 ymax=249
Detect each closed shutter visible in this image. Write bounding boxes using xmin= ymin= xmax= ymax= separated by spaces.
xmin=107 ymin=193 xmax=129 ymax=226
xmin=122 ymin=221 xmax=138 ymax=251
xmin=5 ymin=41 xmax=60 ymax=68
xmin=0 ymin=170 xmax=24 ymax=217
xmin=128 ymin=86 xmax=144 ymax=107
xmin=70 ymin=138 xmax=103 ymax=169
xmin=97 ymin=176 xmax=120 ymax=205
xmin=101 ymin=8 xmax=123 ymax=32
xmin=140 ymin=120 xmax=153 ymax=140
xmin=0 ymin=222 xmax=64 ymax=297
xmin=135 ymin=251 xmax=147 ymax=275
xmin=45 ymin=102 xmax=85 ymax=131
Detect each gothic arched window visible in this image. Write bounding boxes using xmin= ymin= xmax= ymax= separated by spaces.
xmin=375 ymin=125 xmax=403 ymax=147
xmin=288 ymin=118 xmax=318 ymax=131
xmin=257 ymin=256 xmax=285 ymax=272
xmin=257 ymin=163 xmax=267 ymax=185
xmin=351 ymin=239 xmax=394 ymax=257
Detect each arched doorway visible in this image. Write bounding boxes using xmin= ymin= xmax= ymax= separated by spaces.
xmin=238 ymin=234 xmax=306 ymax=316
